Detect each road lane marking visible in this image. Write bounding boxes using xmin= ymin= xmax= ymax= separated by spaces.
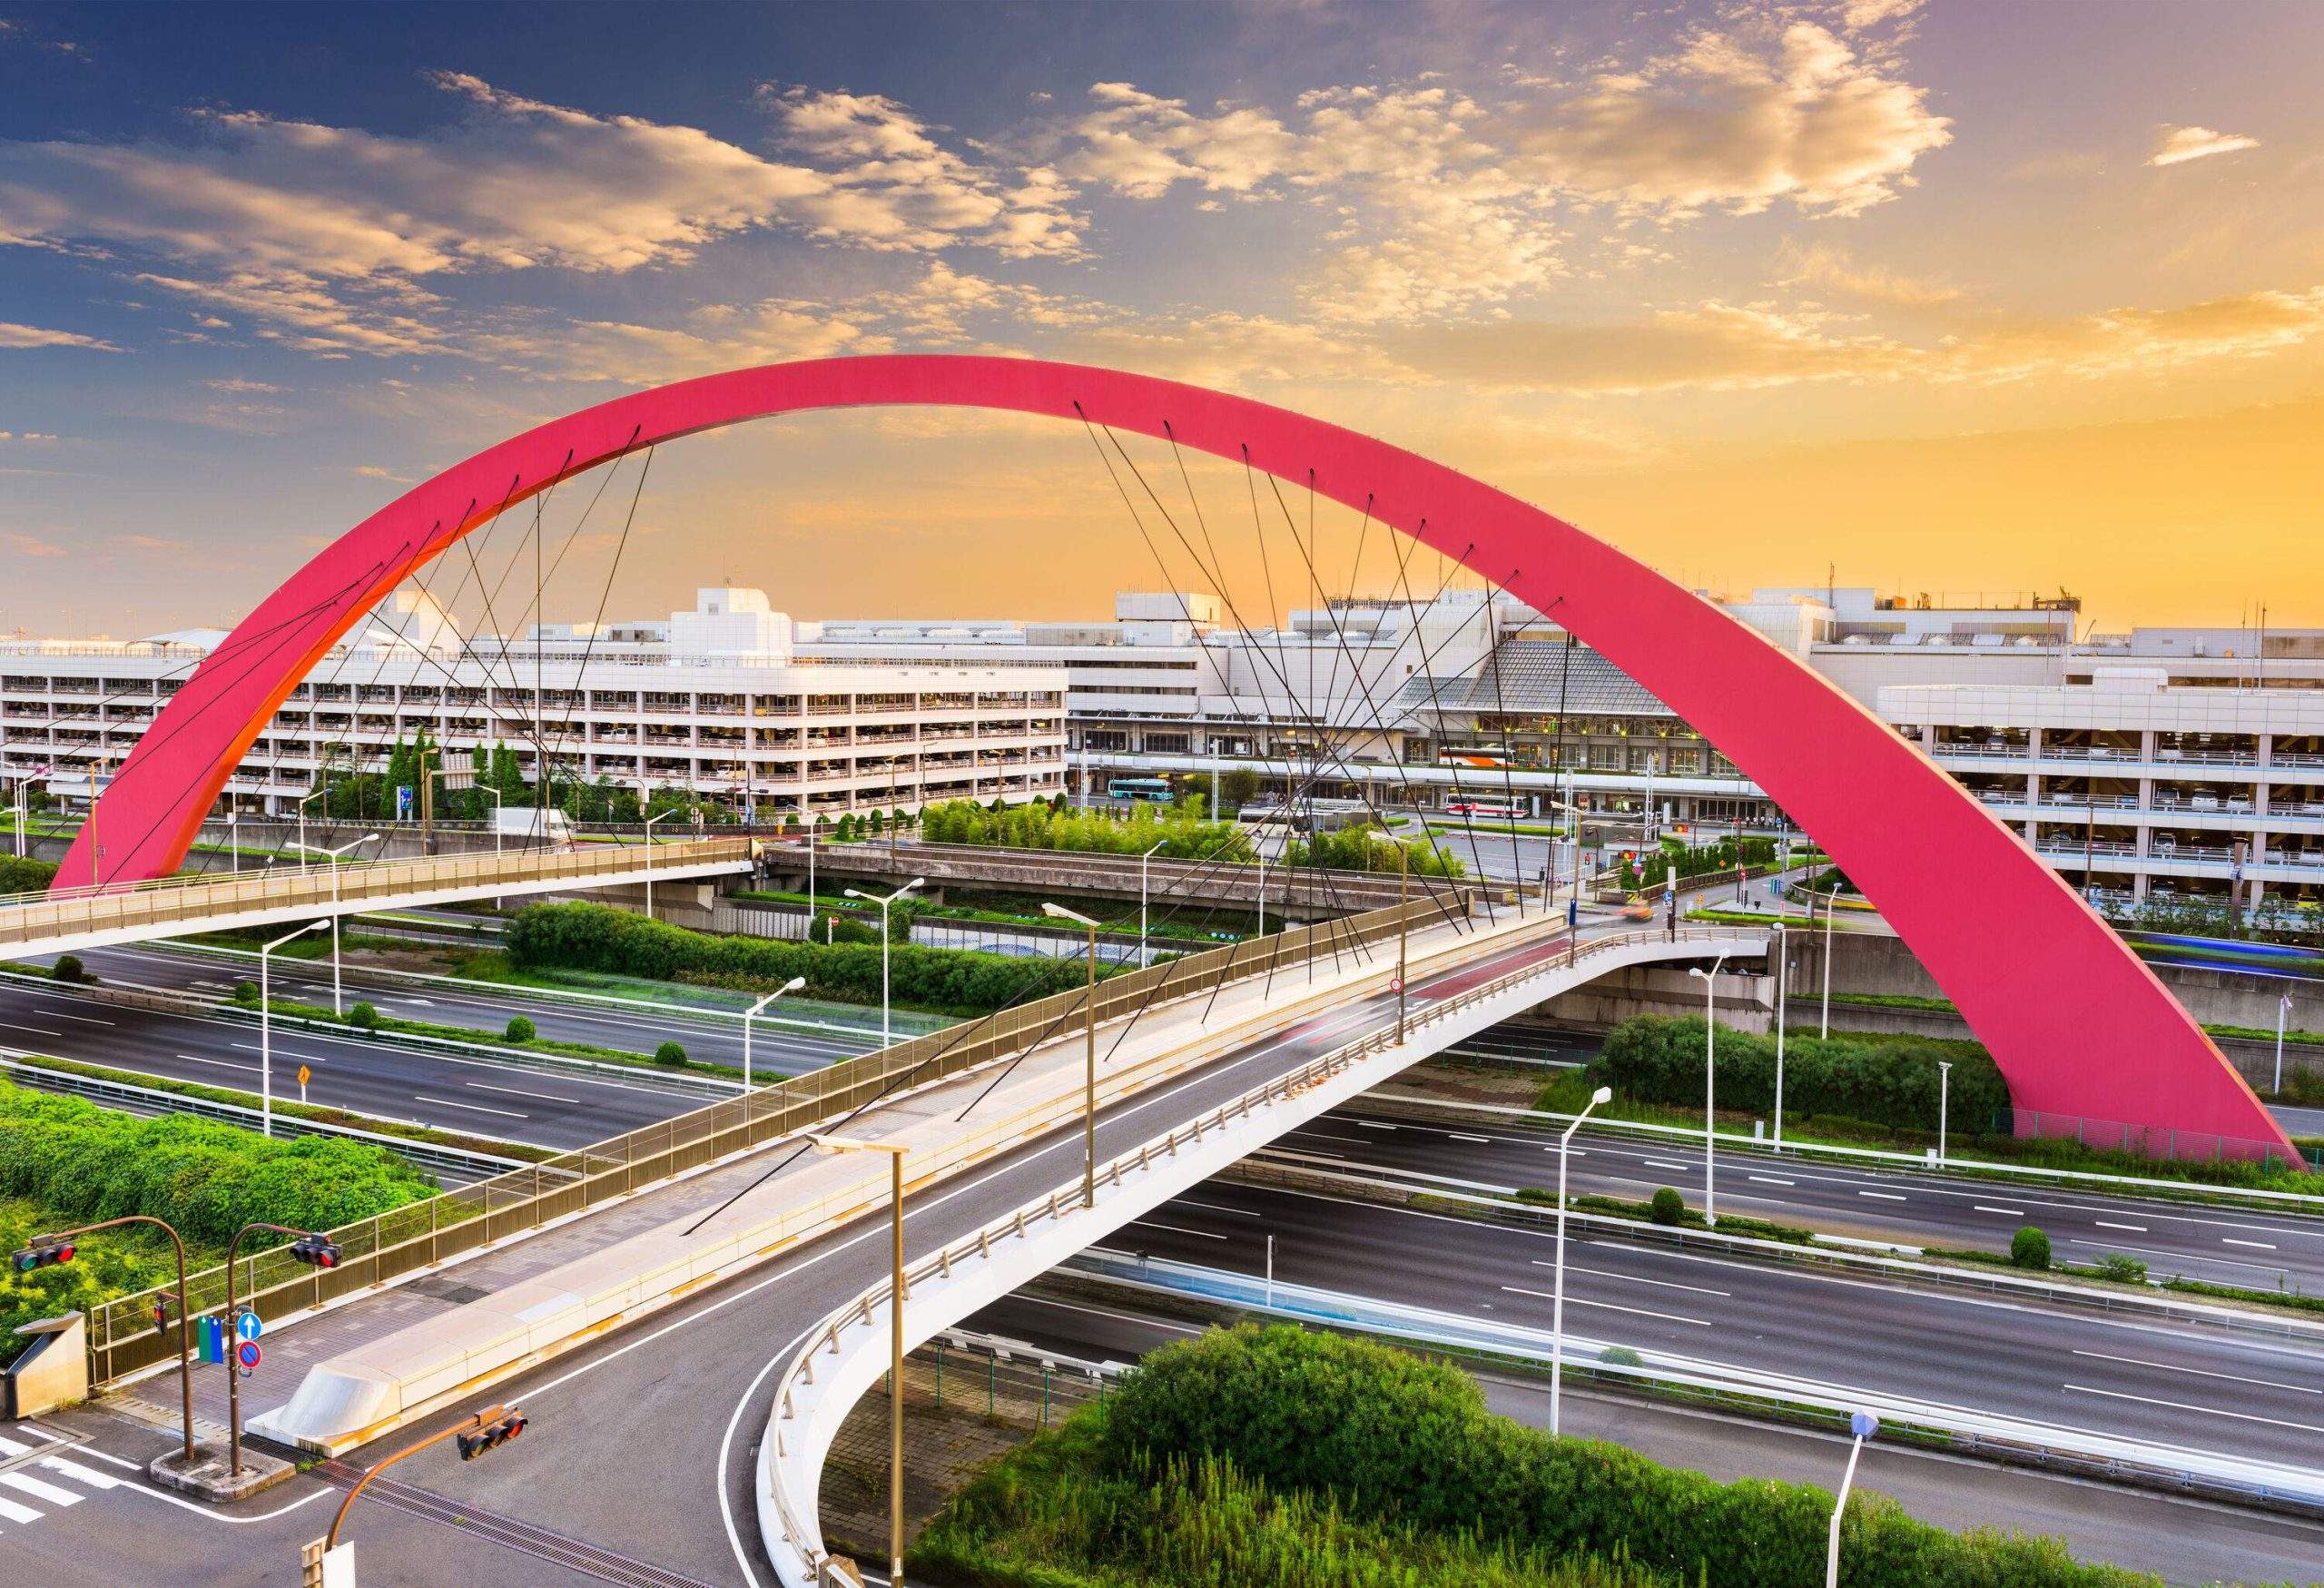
xmin=1644 ymin=1159 xmax=1693 ymax=1172
xmin=2095 ymin=1220 xmax=2146 ymax=1232
xmin=411 ymin=1095 xmax=529 ymax=1119
xmin=0 ymin=1494 xmax=41 ymax=1524
xmin=181 ymin=1055 xmax=259 ymax=1072
xmin=464 ymin=1080 xmax=582 ymax=1104
xmin=1857 ymin=1191 xmax=1907 ymax=1201
xmin=28 ymin=1007 xmax=114 ymax=1025
xmin=1171 ymin=1200 xmax=1263 ymax=1218
xmin=39 ymin=1456 xmax=120 ymax=1489
xmin=1012 ymin=1295 xmax=1201 ymax=1334
xmin=1448 ymin=1133 xmax=1492 ymax=1144
xmin=2063 ymin=1238 xmax=2284 ymax=1277
xmin=1531 ymin=1259 xmax=1729 ymax=1297
xmin=1500 ymin=1284 xmax=1709 ymax=1327
xmin=2221 ymin=1238 xmax=2277 ymax=1250
xmin=1974 ymin=1206 xmax=2025 ymax=1217
xmin=2062 ymin=1384 xmax=2324 ymax=1435
xmin=2069 ymin=1348 xmax=2319 ymax=1396
xmin=1350 ymin=1120 xmax=1397 ymax=1130
xmin=229 ymin=1044 xmax=327 ymax=1065
xmin=1127 ymin=1220 xmax=1227 ymax=1241
xmin=0 ymin=1022 xmax=62 ymax=1037
xmin=1748 ymin=1175 xmax=1795 ymax=1186
xmin=1288 ymin=1129 xmax=1371 ymax=1146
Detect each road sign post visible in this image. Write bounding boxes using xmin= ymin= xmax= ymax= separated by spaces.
xmin=297 ymin=1062 xmax=310 ymax=1103
xmin=238 ymin=1339 xmax=261 ymax=1373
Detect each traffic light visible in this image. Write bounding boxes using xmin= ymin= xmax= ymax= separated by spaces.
xmin=290 ymin=1234 xmax=341 ymax=1269
xmin=457 ymin=1413 xmax=527 ymax=1461
xmin=151 ymin=1297 xmax=172 ymax=1338
xmin=10 ymin=1239 xmax=74 ymax=1273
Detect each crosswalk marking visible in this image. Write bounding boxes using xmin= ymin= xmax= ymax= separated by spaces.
xmin=40 ymin=1457 xmax=120 ymax=1489
xmin=0 ymin=1470 xmax=84 ymax=1505
xmin=0 ymin=1494 xmax=42 ymax=1524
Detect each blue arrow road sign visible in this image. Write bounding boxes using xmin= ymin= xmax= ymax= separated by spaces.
xmin=235 ymin=1310 xmax=263 ymax=1342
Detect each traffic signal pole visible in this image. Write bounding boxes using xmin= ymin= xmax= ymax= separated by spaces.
xmin=15 ymin=1216 xmax=194 ymax=1464
xmin=225 ymin=1221 xmax=336 ymax=1477
xmin=320 ymin=1402 xmax=523 ymax=1556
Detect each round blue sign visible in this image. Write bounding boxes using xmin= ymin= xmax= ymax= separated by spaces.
xmin=235 ymin=1311 xmax=263 ymax=1343
xmin=236 ymin=1339 xmax=261 ymax=1370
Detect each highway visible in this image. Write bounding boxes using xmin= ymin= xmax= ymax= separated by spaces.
xmin=1285 ymin=1101 xmax=2324 ymax=1291
xmin=15 ymin=912 xmax=2324 ymax=1586
xmin=7 ymin=938 xmax=882 ymax=1071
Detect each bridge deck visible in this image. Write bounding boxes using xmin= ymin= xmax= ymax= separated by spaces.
xmin=0 ymin=837 xmax=753 ymax=960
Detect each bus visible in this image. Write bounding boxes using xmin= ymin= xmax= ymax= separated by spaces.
xmin=1108 ymin=776 xmax=1174 ymax=803
xmin=1443 ymin=798 xmax=1527 ymax=821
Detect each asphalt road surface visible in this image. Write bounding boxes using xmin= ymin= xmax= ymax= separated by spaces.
xmin=1288 ymin=1100 xmax=2324 ymax=1291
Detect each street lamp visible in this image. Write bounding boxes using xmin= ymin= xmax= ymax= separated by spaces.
xmin=1551 ymin=1083 xmax=1613 ymax=1439
xmin=806 ymin=1134 xmax=911 ymax=1588
xmin=1137 ymin=838 xmax=1166 ymax=961
xmin=1936 ymin=1060 xmax=1953 ymax=1167
xmin=846 ymin=878 xmax=924 ymax=1049
xmin=2277 ymin=993 xmax=2295 ymax=1096
xmin=1828 ymin=1410 xmax=1880 ymax=1588
xmin=261 ymin=921 xmax=330 ymax=1136
xmin=226 ymin=809 xmax=240 ymax=874
xmin=1771 ymin=922 xmax=1788 ymax=1149
xmin=642 ymin=807 xmax=675 ymax=918
xmin=1688 ymin=955 xmax=1729 ymax=1226
xmin=743 ymin=977 xmax=808 ymax=1092
xmin=288 ymin=832 xmax=379 ymax=1017
xmin=297 ymin=785 xmax=329 ymax=866
xmin=314 ymin=1401 xmax=528 ymax=1577
xmin=13 ymin=1218 xmax=195 ymax=1466
xmin=1044 ymin=902 xmax=1102 ymax=1208
xmin=11 ymin=763 xmax=51 ymax=860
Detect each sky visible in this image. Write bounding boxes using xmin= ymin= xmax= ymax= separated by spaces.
xmin=2 ymin=0 xmax=2321 ymax=639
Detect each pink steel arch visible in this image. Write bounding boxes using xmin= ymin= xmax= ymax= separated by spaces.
xmin=55 ymin=355 xmax=2291 ymax=1155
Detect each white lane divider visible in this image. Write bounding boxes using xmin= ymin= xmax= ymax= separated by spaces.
xmin=2095 ymin=1220 xmax=2147 ymax=1232
xmin=1128 ymin=1219 xmax=1228 ymax=1241
xmin=1748 ymin=1174 xmax=1795 ymax=1186
xmin=1500 ymin=1284 xmax=1709 ymax=1328
xmin=1531 ymin=1258 xmax=1730 ymax=1297
xmin=411 ymin=1094 xmax=529 ymax=1119
xmin=1974 ymin=1205 xmax=2025 ymax=1217
xmin=2221 ymin=1238 xmax=2277 ymax=1250
xmin=2070 ymin=1347 xmax=2319 ymax=1396
xmin=1858 ymin=1191 xmax=1907 ymax=1202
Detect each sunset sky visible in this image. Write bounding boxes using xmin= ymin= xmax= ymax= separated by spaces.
xmin=3 ymin=0 xmax=2320 ymax=638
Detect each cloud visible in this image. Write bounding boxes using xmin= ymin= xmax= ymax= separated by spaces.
xmin=1374 ymin=284 xmax=2324 ymax=395
xmin=2148 ymin=124 xmax=2260 ymax=168
xmin=0 ymin=74 xmax=1084 ymax=359
xmin=0 ymin=429 xmax=61 ymax=441
xmin=1501 ymin=20 xmax=1952 ymax=217
xmin=1773 ymin=238 xmax=1960 ymax=306
xmin=350 ymin=465 xmax=413 ymax=483
xmin=2 ymin=531 xmax=68 ymax=557
xmin=202 ymin=377 xmax=282 ymax=393
xmin=0 ymin=320 xmax=118 ymax=350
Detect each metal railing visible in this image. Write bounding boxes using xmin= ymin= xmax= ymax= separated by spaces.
xmin=81 ymin=889 xmax=1474 ymax=1388
xmin=0 ymin=836 xmax=753 ymax=949
xmin=763 ymin=922 xmax=1756 ymax=1574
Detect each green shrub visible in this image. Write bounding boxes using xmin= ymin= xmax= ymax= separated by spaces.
xmin=0 ymin=1080 xmax=432 ymax=1252
xmin=1594 ymin=1014 xmax=2009 ymax=1135
xmin=506 ymin=900 xmax=1120 ymax=1016
xmin=653 ymin=1041 xmax=688 ymax=1068
xmin=1082 ymin=1327 xmax=2152 ymax=1588
xmin=505 ymin=1015 xmax=537 ymax=1043
xmin=346 ymin=1001 xmax=379 ymax=1031
xmin=2093 ymin=1252 xmax=2148 ymax=1285
xmin=51 ymin=954 xmax=83 ymax=984
xmin=0 ymin=855 xmax=59 ymax=894
xmin=2011 ymin=1225 xmax=2052 ymax=1270
xmin=1648 ymin=1187 xmax=1685 ymax=1226
xmin=1598 ymin=1346 xmax=1643 ymax=1367
xmin=231 ymin=980 xmax=261 ymax=1007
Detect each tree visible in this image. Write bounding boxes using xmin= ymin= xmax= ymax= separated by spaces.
xmin=505 ymin=1015 xmax=537 ymax=1043
xmin=1220 ymin=767 xmax=1263 ymax=812
xmin=2010 ymin=1226 xmax=2051 ymax=1270
xmin=654 ymin=1040 xmax=689 ymax=1068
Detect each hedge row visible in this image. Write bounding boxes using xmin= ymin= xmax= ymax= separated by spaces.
xmin=0 ymin=855 xmax=58 ymax=894
xmin=1088 ymin=1326 xmax=2152 ymax=1588
xmin=1593 ymin=1015 xmax=2009 ymax=1135
xmin=920 ymin=797 xmax=1253 ymax=861
xmin=506 ymin=901 xmax=1119 ymax=1015
xmin=0 ymin=1080 xmax=435 ymax=1251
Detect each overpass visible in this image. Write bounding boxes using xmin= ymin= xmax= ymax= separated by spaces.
xmin=170 ymin=893 xmax=1762 ymax=1576
xmin=759 ymin=835 xmax=1452 ymax=919
xmin=0 ymin=837 xmax=752 ymax=960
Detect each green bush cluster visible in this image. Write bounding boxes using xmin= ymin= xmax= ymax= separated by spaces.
xmin=0 ymin=1080 xmax=432 ymax=1258
xmin=1593 ymin=1015 xmax=2008 ymax=1136
xmin=919 ymin=797 xmax=1252 ymax=862
xmin=505 ymin=1015 xmax=536 ymax=1043
xmin=50 ymin=953 xmax=84 ymax=984
xmin=2010 ymin=1226 xmax=2052 ymax=1270
xmin=1612 ymin=834 xmax=1777 ymax=895
xmin=0 ymin=855 xmax=59 ymax=894
xmin=506 ymin=901 xmax=1118 ymax=1015
xmin=1648 ymin=1187 xmax=1685 ymax=1226
xmin=653 ymin=1041 xmax=688 ymax=1068
xmin=1078 ymin=1326 xmax=2154 ymax=1588
xmin=1285 ymin=826 xmax=1465 ymax=879
xmin=347 ymin=1001 xmax=379 ymax=1031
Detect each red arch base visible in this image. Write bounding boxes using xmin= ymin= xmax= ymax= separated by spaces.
xmin=56 ymin=355 xmax=2293 ymax=1158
